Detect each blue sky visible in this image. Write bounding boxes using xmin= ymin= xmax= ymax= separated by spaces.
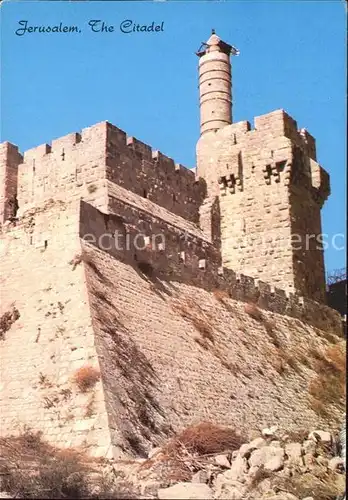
xmin=0 ymin=1 xmax=346 ymax=274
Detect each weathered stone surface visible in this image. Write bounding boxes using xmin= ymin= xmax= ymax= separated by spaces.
xmin=191 ymin=470 xmax=209 ymax=484
xmin=316 ymin=455 xmax=328 ymax=467
xmin=158 ymin=482 xmax=213 ymax=499
xmin=263 ymin=494 xmax=299 ymax=500
xmin=285 ymin=442 xmax=303 ymax=466
xmin=250 ymin=446 xmax=285 ymax=471
xmin=302 ymin=440 xmax=317 ymax=455
xmin=221 ymin=454 xmax=248 ymax=482
xmin=308 ymin=430 xmax=332 ymax=443
xmin=214 ymin=479 xmax=249 ymax=500
xmin=239 ymin=437 xmax=267 ymax=457
xmin=302 ymin=453 xmax=317 ymax=470
xmin=1 ymin=210 xmax=343 ymax=456
xmin=196 ymin=106 xmax=330 ymax=303
xmin=262 ymin=425 xmax=278 ymax=437
xmin=0 ymin=43 xmax=343 ymax=458
xmin=214 ymin=454 xmax=231 ymax=469
xmin=328 ymin=456 xmax=344 ymax=471
xmin=148 ymin=446 xmax=161 ymax=459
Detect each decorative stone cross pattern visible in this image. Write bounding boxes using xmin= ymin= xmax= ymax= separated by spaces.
xmin=263 ymin=161 xmax=287 ymax=185
xmin=218 ymin=173 xmax=243 ymax=195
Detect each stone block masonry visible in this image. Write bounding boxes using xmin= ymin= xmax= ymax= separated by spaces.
xmin=6 ymin=121 xmax=205 ymax=225
xmin=0 ymin=142 xmax=22 ymax=224
xmin=79 ymin=200 xmax=341 ymax=334
xmin=1 ymin=111 xmax=329 ymax=303
xmin=194 ymin=28 xmax=329 ymax=304
xmin=0 ymin=200 xmax=114 ymax=458
xmin=196 ymin=109 xmax=330 ymax=302
xmin=0 ymin=187 xmax=342 ymax=459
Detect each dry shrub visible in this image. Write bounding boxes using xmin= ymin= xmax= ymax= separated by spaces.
xmin=244 ymin=302 xmax=263 ymax=321
xmin=309 ymin=343 xmax=346 ymax=416
xmin=0 ymin=430 xmax=89 ymax=498
xmin=141 ymin=422 xmax=245 ymax=482
xmin=166 ymin=422 xmax=244 ymax=456
xmin=325 ymin=344 xmax=346 ymax=373
xmin=0 ymin=430 xmax=132 ymax=499
xmin=176 ymin=299 xmax=215 ymax=344
xmin=273 ymin=469 xmax=344 ymax=500
xmin=69 ymin=250 xmax=93 ymax=271
xmin=0 ymin=306 xmax=20 ymax=340
xmin=213 ymin=289 xmax=230 ymax=303
xmin=73 ymin=365 xmax=100 ymax=393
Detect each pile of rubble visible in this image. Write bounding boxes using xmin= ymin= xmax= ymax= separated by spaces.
xmin=110 ymin=425 xmax=345 ymax=500
xmin=0 ymin=424 xmax=345 ymax=499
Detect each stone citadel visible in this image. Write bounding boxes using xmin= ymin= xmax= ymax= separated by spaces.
xmin=0 ymin=32 xmax=344 ymax=458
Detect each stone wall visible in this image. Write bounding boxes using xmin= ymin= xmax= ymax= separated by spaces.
xmin=0 ymin=109 xmax=341 ymax=458
xmin=80 ymin=200 xmax=341 ymax=333
xmin=0 ymin=200 xmax=113 ymax=458
xmin=196 ymin=109 xmax=330 ymax=301
xmin=1 ymin=121 xmax=205 ymax=226
xmin=0 ymin=142 xmax=22 ymax=224
xmin=81 ymin=234 xmax=344 ymax=457
xmin=0 ymin=196 xmax=343 ymax=459
xmin=1 ymin=110 xmax=330 ymax=304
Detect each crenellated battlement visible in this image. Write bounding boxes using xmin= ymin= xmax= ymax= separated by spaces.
xmin=78 ymin=200 xmax=342 ymax=334
xmin=197 ymin=109 xmax=323 ymax=196
xmin=1 ymin=121 xmax=205 ymax=226
xmin=19 ymin=122 xmax=199 ymax=185
xmin=196 ymin=108 xmax=330 ymax=303
xmin=4 ymin=194 xmax=333 ymax=332
xmin=215 ymin=109 xmax=317 ymax=160
xmin=6 ymin=191 xmax=336 ymax=334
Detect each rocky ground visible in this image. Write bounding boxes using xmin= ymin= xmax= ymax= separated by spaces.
xmin=0 ymin=423 xmax=345 ymax=499
xmin=104 ymin=423 xmax=346 ymax=500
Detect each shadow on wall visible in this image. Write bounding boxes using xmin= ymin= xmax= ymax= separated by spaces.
xmin=83 ymin=252 xmax=173 ymax=457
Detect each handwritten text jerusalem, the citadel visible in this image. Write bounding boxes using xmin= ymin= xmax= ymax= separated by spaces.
xmin=15 ymin=20 xmax=165 ymax=36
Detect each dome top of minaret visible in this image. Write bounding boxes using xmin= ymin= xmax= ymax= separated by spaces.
xmin=206 ymin=30 xmax=221 ymax=47
xmin=196 ymin=30 xmax=240 ymax=57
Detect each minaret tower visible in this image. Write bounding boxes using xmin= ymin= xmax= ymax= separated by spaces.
xmin=196 ymin=31 xmax=239 ymax=188
xmin=196 ymin=30 xmax=239 ymax=136
xmin=195 ymin=31 xmax=330 ymax=303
